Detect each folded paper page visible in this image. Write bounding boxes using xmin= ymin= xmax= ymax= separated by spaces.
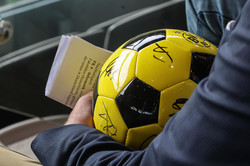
xmin=45 ymin=35 xmax=112 ymax=108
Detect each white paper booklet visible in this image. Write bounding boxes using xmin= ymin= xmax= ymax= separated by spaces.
xmin=45 ymin=35 xmax=112 ymax=108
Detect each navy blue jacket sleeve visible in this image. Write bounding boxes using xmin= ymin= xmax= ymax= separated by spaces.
xmin=31 ymin=125 xmax=144 ymax=165
xmin=32 ymin=1 xmax=250 ymax=165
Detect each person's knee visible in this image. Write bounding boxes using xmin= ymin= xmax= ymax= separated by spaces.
xmin=0 ymin=146 xmax=42 ymax=166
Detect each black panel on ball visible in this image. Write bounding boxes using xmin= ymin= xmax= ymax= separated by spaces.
xmin=115 ymin=77 xmax=160 ymax=128
xmin=122 ymin=30 xmax=166 ymax=51
xmin=190 ymin=52 xmax=215 ymax=83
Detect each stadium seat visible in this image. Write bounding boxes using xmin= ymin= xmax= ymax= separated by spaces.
xmin=103 ymin=0 xmax=186 ymax=51
xmin=0 ymin=114 xmax=68 ymax=160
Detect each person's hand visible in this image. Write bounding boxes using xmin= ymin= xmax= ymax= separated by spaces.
xmin=65 ymin=91 xmax=94 ymax=127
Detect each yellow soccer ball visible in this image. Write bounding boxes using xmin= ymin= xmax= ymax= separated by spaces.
xmin=93 ymin=29 xmax=217 ymax=150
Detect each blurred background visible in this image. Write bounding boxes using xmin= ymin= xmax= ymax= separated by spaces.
xmin=1 ymin=0 xmax=170 ymax=56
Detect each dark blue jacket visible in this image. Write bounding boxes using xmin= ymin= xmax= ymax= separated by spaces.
xmin=31 ymin=1 xmax=250 ymax=165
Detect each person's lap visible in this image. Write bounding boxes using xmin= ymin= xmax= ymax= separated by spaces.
xmin=0 ymin=146 xmax=42 ymax=166
xmin=186 ymin=0 xmax=246 ymax=46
